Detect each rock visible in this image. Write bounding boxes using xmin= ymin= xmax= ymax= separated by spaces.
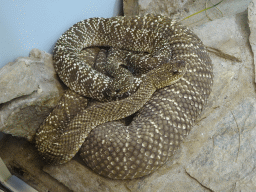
xmin=124 ymin=0 xmax=251 ymax=27
xmin=183 ymin=12 xmax=256 ymax=191
xmin=123 ymin=0 xmax=188 ymax=16
xmin=123 ymin=0 xmax=139 ymax=16
xmin=0 ymin=135 xmax=70 ymax=192
xmin=0 ymin=57 xmax=37 ymax=104
xmin=185 ymin=98 xmax=256 ymax=191
xmin=248 ymin=0 xmax=256 ymax=82
xmin=0 ymin=49 xmax=65 ymax=141
xmin=124 ymin=0 xmax=188 ymax=17
xmin=43 ymin=160 xmax=129 ymax=192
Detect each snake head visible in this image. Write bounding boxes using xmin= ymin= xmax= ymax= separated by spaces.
xmin=149 ymin=60 xmax=187 ymax=89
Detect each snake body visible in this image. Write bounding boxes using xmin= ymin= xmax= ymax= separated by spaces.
xmin=35 ymin=15 xmax=213 ymax=179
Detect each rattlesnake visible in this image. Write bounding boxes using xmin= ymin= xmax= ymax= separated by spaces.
xmin=35 ymin=15 xmax=213 ymax=179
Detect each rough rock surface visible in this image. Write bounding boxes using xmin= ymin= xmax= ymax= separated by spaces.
xmin=123 ymin=0 xmax=188 ymax=17
xmin=124 ymin=0 xmax=251 ymax=27
xmin=0 ymin=2 xmax=256 ymax=192
xmin=248 ymin=0 xmax=256 ymax=82
xmin=0 ymin=135 xmax=70 ymax=192
xmin=0 ymin=49 xmax=65 ymax=141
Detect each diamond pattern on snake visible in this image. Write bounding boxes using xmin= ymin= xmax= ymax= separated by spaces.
xmin=35 ymin=15 xmax=213 ymax=179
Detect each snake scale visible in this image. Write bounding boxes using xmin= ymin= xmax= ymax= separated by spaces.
xmin=35 ymin=15 xmax=213 ymax=179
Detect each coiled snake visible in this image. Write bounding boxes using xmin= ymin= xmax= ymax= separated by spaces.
xmin=35 ymin=15 xmax=213 ymax=179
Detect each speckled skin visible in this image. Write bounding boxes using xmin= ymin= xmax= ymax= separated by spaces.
xmin=35 ymin=15 xmax=213 ymax=179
